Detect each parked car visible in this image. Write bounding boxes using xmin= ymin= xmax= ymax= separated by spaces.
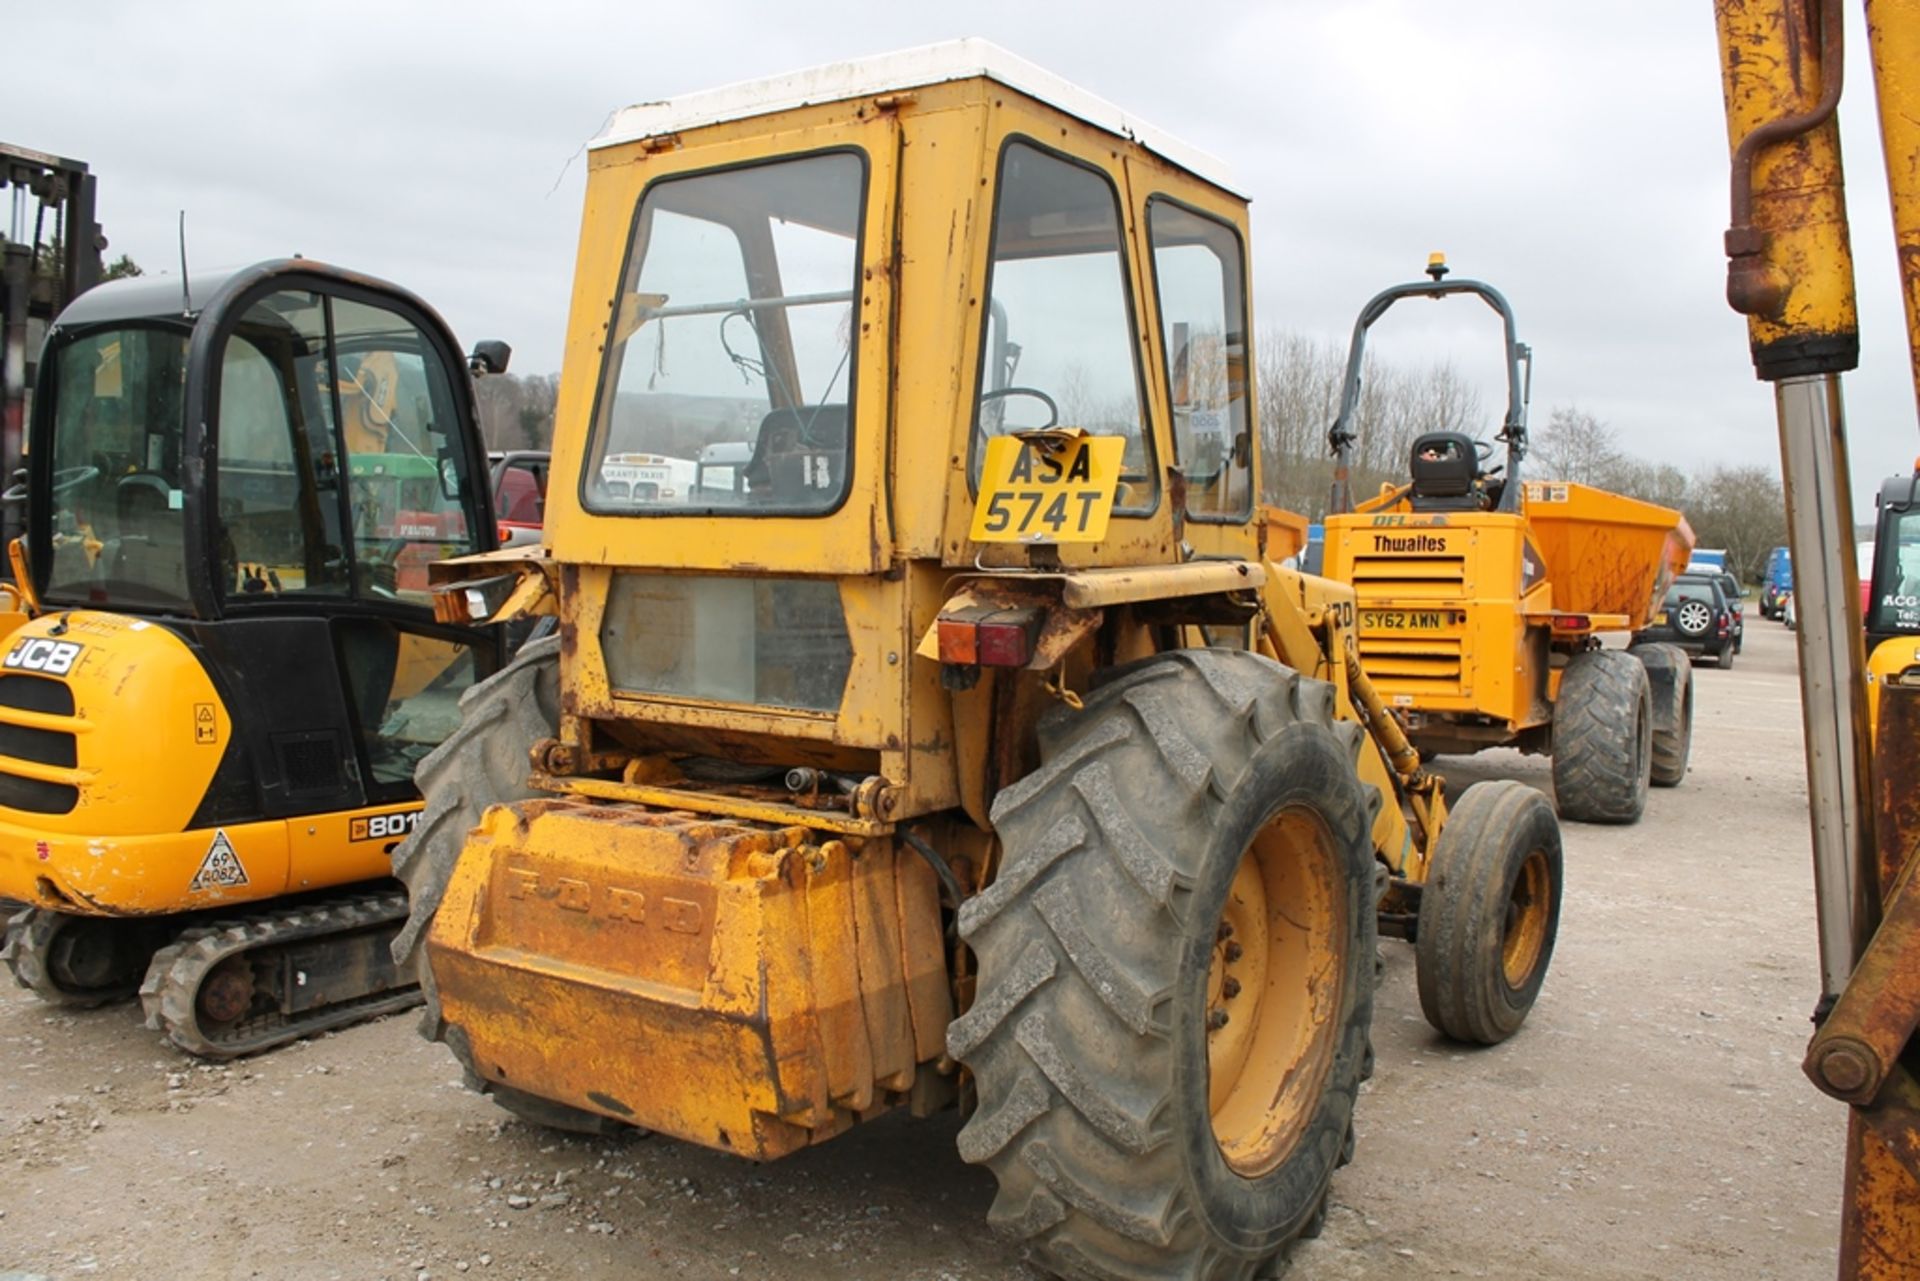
xmin=1633 ymin=571 xmax=1740 ymax=667
xmin=1761 ymin=545 xmax=1792 ymax=619
xmin=1710 ymin=570 xmax=1746 ymax=653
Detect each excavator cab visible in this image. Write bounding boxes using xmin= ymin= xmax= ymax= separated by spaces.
xmin=1862 ymin=466 xmax=1920 ymax=744
xmin=0 ymin=260 xmax=508 ymax=1055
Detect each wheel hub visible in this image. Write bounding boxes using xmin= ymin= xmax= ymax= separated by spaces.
xmin=1207 ymin=806 xmax=1345 ymax=1178
xmin=1500 ymin=849 xmax=1553 ymax=988
xmin=196 ymin=957 xmax=255 ymax=1026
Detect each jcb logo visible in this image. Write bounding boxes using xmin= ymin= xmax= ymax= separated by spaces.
xmin=3 ymin=638 xmax=84 ymax=676
xmin=350 ymin=810 xmax=421 ymax=842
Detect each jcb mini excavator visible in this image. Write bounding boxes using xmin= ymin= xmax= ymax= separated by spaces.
xmin=400 ymin=42 xmax=1567 ymax=1281
xmin=0 ymin=259 xmax=510 ymax=1056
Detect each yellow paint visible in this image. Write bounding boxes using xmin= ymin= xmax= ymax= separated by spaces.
xmin=1322 ymin=483 xmax=1688 ymax=737
xmin=1713 ymin=0 xmax=1858 ymax=355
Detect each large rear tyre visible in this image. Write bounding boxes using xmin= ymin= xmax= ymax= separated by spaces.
xmin=390 ymin=636 xmax=622 ymax=1136
xmin=1550 ymin=649 xmax=1652 ymax=824
xmin=1628 ymin=643 xmax=1693 ymax=787
xmin=950 ymin=651 xmax=1379 ymax=1281
xmin=1415 ymin=781 xmax=1562 ymax=1045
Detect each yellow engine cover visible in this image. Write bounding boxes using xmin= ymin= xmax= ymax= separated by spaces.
xmin=427 ymin=799 xmax=952 ymax=1159
xmin=0 ymin=611 xmax=406 ymax=914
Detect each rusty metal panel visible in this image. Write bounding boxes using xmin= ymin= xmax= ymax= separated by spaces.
xmin=427 ymin=799 xmax=942 ymax=1160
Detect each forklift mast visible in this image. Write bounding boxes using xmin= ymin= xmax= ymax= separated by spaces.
xmin=2 ymin=143 xmax=106 ymax=554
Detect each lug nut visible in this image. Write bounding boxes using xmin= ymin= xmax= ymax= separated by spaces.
xmin=1207 ymin=1008 xmax=1230 ymax=1031
xmin=1217 ymin=920 xmax=1235 ymax=941
xmin=1222 ymin=977 xmax=1242 ymax=999
xmin=1224 ymin=942 xmax=1243 ymax=962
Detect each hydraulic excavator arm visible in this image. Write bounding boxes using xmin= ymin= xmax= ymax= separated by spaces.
xmin=1712 ymin=2 xmax=1920 ymax=1273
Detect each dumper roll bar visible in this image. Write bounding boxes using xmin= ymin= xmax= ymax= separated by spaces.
xmin=1325 ymin=261 xmax=1532 ymax=515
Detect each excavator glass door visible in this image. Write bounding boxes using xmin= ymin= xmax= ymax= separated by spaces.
xmin=30 ymin=265 xmax=502 ymax=805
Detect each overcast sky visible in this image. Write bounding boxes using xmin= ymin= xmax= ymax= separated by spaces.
xmin=7 ymin=0 xmax=1914 ymax=516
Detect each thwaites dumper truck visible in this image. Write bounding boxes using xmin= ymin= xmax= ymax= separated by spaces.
xmin=1320 ymin=264 xmax=1696 ymax=824
xmin=0 ymin=260 xmax=513 ymax=1056
xmin=403 ymin=42 xmax=1566 ymax=1281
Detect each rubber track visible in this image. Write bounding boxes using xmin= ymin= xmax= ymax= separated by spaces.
xmin=137 ymin=890 xmax=420 ymax=1059
xmin=1551 ymin=649 xmax=1651 ymax=824
xmin=951 ymin=649 xmax=1376 ymax=1281
xmin=2 ymin=907 xmax=142 ymax=1007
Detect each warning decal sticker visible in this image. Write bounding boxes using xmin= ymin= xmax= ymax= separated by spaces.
xmin=188 ymin=829 xmax=249 ymax=892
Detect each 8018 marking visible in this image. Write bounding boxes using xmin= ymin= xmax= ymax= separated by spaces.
xmin=350 ymin=810 xmax=421 ymax=842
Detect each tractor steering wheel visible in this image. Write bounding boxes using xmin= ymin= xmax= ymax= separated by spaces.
xmin=21 ymin=465 xmax=102 ymax=503
xmin=977 ymin=386 xmax=1060 ymax=435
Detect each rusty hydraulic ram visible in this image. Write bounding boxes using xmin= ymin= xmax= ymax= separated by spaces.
xmin=1714 ymin=1 xmax=1920 ymax=1274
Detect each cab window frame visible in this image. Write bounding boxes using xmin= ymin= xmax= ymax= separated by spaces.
xmin=577 ymin=145 xmax=873 ymax=522
xmin=1142 ymin=192 xmax=1255 ymax=525
xmin=966 ymin=134 xmax=1160 ymax=518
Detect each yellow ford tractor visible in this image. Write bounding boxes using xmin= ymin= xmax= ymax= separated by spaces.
xmin=1320 ymin=261 xmax=1695 ymax=823
xmin=400 ymin=42 xmax=1566 ymax=1281
xmin=0 ymin=260 xmax=511 ymax=1055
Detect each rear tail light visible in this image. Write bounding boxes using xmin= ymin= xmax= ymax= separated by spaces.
xmin=937 ymin=607 xmax=1042 ymax=668
xmin=977 ymin=621 xmax=1031 ymax=667
xmin=1551 ymin=614 xmax=1591 ymax=632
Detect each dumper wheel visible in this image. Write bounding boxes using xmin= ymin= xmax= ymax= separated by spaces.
xmin=950 ymin=650 xmax=1378 ymax=1281
xmin=1628 ymin=643 xmax=1693 ymax=787
xmin=1550 ymin=649 xmax=1652 ymax=824
xmin=1414 ymin=781 xmax=1562 ymax=1045
xmin=389 ymin=636 xmax=620 ymax=1137
xmin=2 ymin=909 xmax=163 ymax=1007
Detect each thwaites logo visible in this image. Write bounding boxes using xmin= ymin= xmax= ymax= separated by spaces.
xmin=1371 ymin=533 xmax=1448 ymax=554
xmin=3 ymin=637 xmax=84 ymax=676
xmin=350 ymin=810 xmax=421 ymax=842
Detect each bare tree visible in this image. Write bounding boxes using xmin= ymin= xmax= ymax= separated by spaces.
xmin=1531 ymin=406 xmax=1622 ymax=486
xmin=473 ymin=372 xmax=559 ymax=452
xmin=1254 ymin=328 xmax=1484 ymax=518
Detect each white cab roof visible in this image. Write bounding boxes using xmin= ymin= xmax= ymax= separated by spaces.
xmin=592 ymin=38 xmax=1242 ymax=197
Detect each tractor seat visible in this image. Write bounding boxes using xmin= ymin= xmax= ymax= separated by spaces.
xmin=745 ymin=404 xmax=849 ymax=504
xmin=1407 ymin=431 xmax=1485 ymax=512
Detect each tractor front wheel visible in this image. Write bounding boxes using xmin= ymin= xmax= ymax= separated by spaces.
xmin=1414 ymin=780 xmax=1563 ymax=1044
xmin=951 ymin=650 xmax=1378 ymax=1281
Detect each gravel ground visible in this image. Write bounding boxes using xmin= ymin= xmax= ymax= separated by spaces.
xmin=0 ymin=621 xmax=1842 ymax=1280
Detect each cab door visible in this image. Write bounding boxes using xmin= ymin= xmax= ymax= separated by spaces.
xmin=192 ymin=267 xmax=503 ymax=810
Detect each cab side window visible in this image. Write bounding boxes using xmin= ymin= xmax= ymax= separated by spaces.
xmin=1147 ymin=199 xmax=1253 ymax=521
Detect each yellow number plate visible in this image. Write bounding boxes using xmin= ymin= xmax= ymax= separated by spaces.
xmin=1361 ymin=609 xmax=1449 ymax=632
xmin=1653 ymin=611 xmax=1668 ymax=625
xmin=970 ymin=436 xmax=1126 ymax=544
